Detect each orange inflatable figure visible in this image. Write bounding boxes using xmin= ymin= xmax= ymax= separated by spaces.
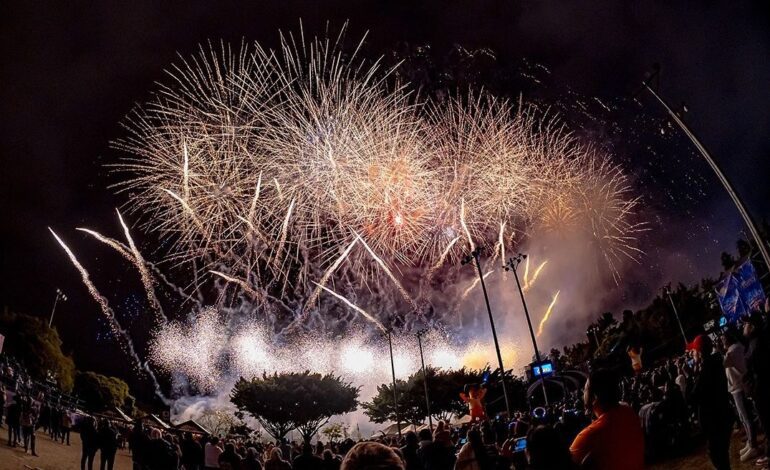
xmin=459 ymin=384 xmax=487 ymax=422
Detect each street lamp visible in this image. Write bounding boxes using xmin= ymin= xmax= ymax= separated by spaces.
xmin=587 ymin=326 xmax=600 ymax=347
xmin=664 ymin=286 xmax=688 ymax=349
xmin=416 ymin=329 xmax=433 ymax=430
xmin=49 ymin=288 xmax=68 ymax=327
xmin=462 ymin=247 xmax=512 ymax=417
xmin=504 ymin=254 xmax=549 ymax=405
xmin=385 ymin=329 xmax=402 ymax=439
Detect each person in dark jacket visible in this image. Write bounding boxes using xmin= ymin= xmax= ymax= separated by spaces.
xmin=80 ymin=416 xmax=100 ymax=470
xmin=399 ymin=431 xmax=420 ymax=470
xmin=321 ymin=449 xmax=341 ymax=470
xmin=6 ymin=399 xmax=21 ymax=447
xmin=146 ymin=428 xmax=179 ymax=470
xmin=181 ymin=431 xmax=204 ymax=470
xmin=691 ymin=335 xmax=734 ymax=470
xmin=129 ymin=420 xmax=149 ymax=470
xmin=98 ymin=419 xmax=119 ymax=470
xmin=293 ymin=442 xmax=323 ymax=470
xmin=243 ymin=447 xmax=263 ymax=470
xmin=219 ymin=442 xmax=244 ymax=470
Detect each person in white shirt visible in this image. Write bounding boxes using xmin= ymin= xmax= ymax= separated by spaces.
xmin=723 ymin=329 xmax=760 ymax=462
xmin=204 ymin=436 xmax=223 ymax=469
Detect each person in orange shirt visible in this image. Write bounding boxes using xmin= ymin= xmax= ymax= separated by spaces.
xmin=569 ymin=368 xmax=645 ymax=470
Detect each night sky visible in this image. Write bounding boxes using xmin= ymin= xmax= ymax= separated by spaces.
xmin=2 ymin=1 xmax=769 ymax=383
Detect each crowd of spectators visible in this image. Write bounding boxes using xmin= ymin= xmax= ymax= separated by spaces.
xmin=3 ymin=305 xmax=769 ymax=470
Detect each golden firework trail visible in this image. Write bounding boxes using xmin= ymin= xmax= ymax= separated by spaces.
xmin=460 ymin=269 xmax=495 ymax=302
xmin=116 ymin=209 xmax=166 ymax=323
xmin=161 ymin=188 xmax=206 ymax=233
xmin=182 ymin=140 xmax=190 ymax=201
xmin=48 ymin=227 xmax=166 ymax=400
xmin=304 ymin=237 xmax=359 ymax=313
xmin=272 ymin=197 xmax=295 ymax=269
xmin=426 ymin=235 xmax=460 ymax=280
xmin=210 ymin=270 xmax=263 ymax=302
xmin=490 ymin=221 xmax=507 ymax=265
xmin=355 ymin=234 xmax=418 ymax=311
xmin=537 ymin=290 xmax=561 ymax=338
xmin=76 ymin=227 xmax=202 ymax=308
xmin=312 ymin=281 xmax=387 ymax=332
xmin=75 ymin=228 xmax=132 ymax=260
xmin=247 ymin=171 xmax=263 ymax=222
xmin=460 ymin=198 xmax=475 ymax=252
xmin=522 ymin=259 xmax=548 ymax=292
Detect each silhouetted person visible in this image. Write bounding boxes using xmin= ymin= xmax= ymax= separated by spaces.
xmin=6 ymin=398 xmax=21 ymax=447
xmin=80 ymin=416 xmax=99 ymax=470
xmin=98 ymin=419 xmax=119 ymax=470
xmin=243 ymin=447 xmax=263 ymax=470
xmin=691 ymin=335 xmax=733 ymax=470
xmin=399 ymin=431 xmax=419 ymax=470
xmin=321 ymin=449 xmax=341 ymax=470
xmin=181 ymin=431 xmax=204 ymax=470
xmin=293 ymin=442 xmax=322 ymax=470
xmin=219 ymin=442 xmax=243 ymax=470
xmin=341 ymin=442 xmax=404 ymax=470
xmin=526 ymin=425 xmax=576 ymax=470
xmin=61 ymin=409 xmax=72 ymax=445
xmin=264 ymin=447 xmax=291 ymax=470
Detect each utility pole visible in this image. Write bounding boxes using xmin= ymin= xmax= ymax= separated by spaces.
xmin=416 ymin=329 xmax=433 ymax=429
xmin=587 ymin=326 xmax=600 ymax=348
xmin=505 ymin=254 xmax=549 ymax=405
xmin=386 ymin=330 xmax=402 ymax=439
xmin=665 ymin=286 xmax=688 ymax=349
xmin=462 ymin=247 xmax=512 ymax=417
xmin=49 ymin=289 xmax=67 ymax=327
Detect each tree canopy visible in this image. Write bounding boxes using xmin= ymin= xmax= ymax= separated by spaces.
xmin=0 ymin=310 xmax=75 ymax=391
xmin=231 ymin=371 xmax=359 ymax=442
xmin=74 ymin=370 xmax=134 ymax=413
xmin=363 ymin=366 xmax=527 ymax=425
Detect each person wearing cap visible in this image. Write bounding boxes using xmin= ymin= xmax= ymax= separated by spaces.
xmin=691 ymin=334 xmax=734 ymax=470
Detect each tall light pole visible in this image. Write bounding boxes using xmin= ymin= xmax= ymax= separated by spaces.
xmin=386 ymin=329 xmax=402 ymax=439
xmin=462 ymin=247 xmax=511 ymax=417
xmin=587 ymin=326 xmax=600 ymax=348
xmin=49 ymin=289 xmax=67 ymax=327
xmin=640 ymin=67 xmax=770 ymax=270
xmin=416 ymin=329 xmax=433 ymax=429
xmin=505 ymin=254 xmax=549 ymax=405
xmin=664 ymin=286 xmax=688 ymax=349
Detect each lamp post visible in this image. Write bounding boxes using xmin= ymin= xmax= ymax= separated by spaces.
xmin=49 ymin=289 xmax=67 ymax=327
xmin=386 ymin=329 xmax=402 ymax=439
xmin=416 ymin=329 xmax=433 ymax=430
xmin=587 ymin=326 xmax=600 ymax=348
xmin=462 ymin=247 xmax=512 ymax=417
xmin=664 ymin=286 xmax=688 ymax=349
xmin=640 ymin=66 xmax=770 ymax=270
xmin=504 ymin=254 xmax=549 ymax=405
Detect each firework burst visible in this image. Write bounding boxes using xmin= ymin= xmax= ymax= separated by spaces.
xmin=54 ymin=24 xmax=645 ymax=395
